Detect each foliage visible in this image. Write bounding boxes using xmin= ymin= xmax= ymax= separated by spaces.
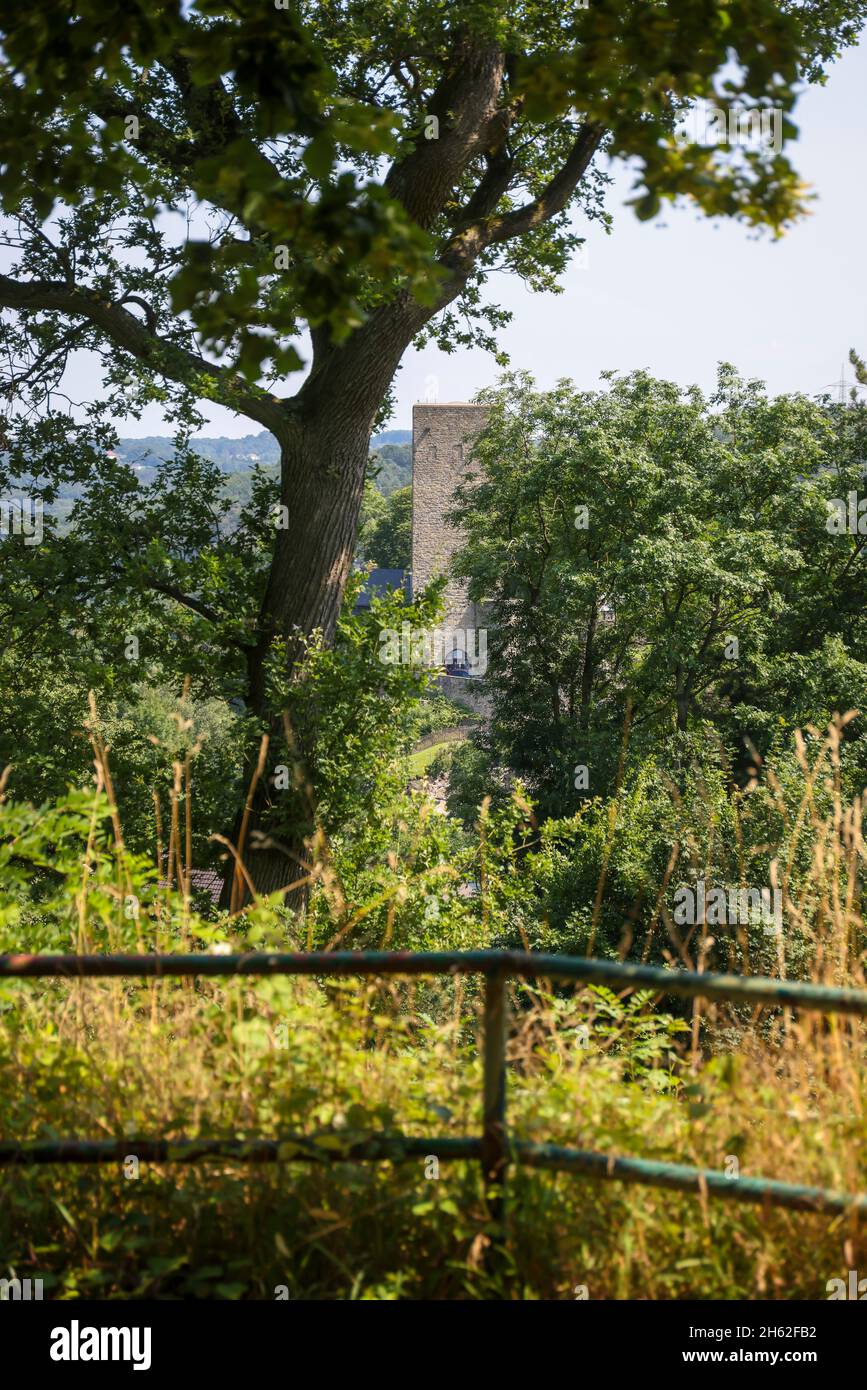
xmin=412 ymin=690 xmax=481 ymax=739
xmin=0 ymin=692 xmax=864 ymax=1298
xmin=357 ymin=484 xmax=413 ymax=569
xmin=0 ymin=560 xmax=440 ymax=879
xmin=1 ymin=0 xmax=867 ymax=1298
xmin=366 ymin=441 xmax=412 ymax=499
xmin=4 ymin=0 xmax=856 ymax=378
xmin=256 ymin=575 xmax=443 ymax=862
xmin=96 ymin=683 xmax=252 ymax=871
xmin=2 ymin=1 xmax=864 ymax=876
xmin=449 ymin=369 xmax=867 ymax=820
xmin=1 ymin=777 xmax=866 ymax=1298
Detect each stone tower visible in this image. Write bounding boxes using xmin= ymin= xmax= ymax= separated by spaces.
xmin=411 ymin=402 xmax=491 ymax=713
xmin=411 ymin=401 xmax=489 ymax=637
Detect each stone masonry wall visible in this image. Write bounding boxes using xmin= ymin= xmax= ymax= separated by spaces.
xmin=412 ymin=402 xmax=492 ymax=716
xmin=411 ymin=402 xmax=489 ymax=640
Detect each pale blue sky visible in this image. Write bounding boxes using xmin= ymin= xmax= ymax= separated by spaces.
xmin=117 ymin=38 xmax=867 ymax=436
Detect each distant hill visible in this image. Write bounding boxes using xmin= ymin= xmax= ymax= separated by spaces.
xmin=369 ymin=441 xmax=411 ymax=497
xmin=111 ymin=428 xmax=411 ymax=486
xmin=372 ymin=429 xmax=411 ymax=447
xmin=23 ymin=429 xmax=412 ymax=532
xmin=115 ymin=425 xmax=408 ymax=475
xmin=115 ymin=432 xmax=280 ymax=474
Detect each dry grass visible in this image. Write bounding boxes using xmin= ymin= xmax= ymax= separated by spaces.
xmin=1 ymin=966 xmax=867 ymax=1299
xmin=0 ymin=715 xmax=865 ymax=1298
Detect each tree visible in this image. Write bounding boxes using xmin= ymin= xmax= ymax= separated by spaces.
xmin=1 ymin=0 xmax=864 ymax=896
xmin=357 ymin=478 xmax=390 ymax=561
xmin=358 ymin=484 xmax=412 ymax=569
xmin=449 ymin=370 xmax=867 ymax=817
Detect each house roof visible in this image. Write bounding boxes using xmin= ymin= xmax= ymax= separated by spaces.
xmin=353 ymin=568 xmax=412 ymax=611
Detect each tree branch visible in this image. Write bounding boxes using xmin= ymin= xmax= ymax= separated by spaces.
xmin=89 ymin=82 xmax=288 ymax=229
xmin=304 ymin=118 xmax=606 ymax=414
xmin=384 ymin=34 xmax=506 ymax=230
xmin=144 ymin=579 xmax=224 ymax=628
xmin=0 ymin=273 xmax=292 ymax=442
xmin=438 ymin=122 xmax=606 ymax=286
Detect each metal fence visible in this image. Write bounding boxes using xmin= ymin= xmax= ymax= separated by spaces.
xmin=1 ymin=949 xmax=866 ymax=1218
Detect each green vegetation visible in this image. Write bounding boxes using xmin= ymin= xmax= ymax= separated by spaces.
xmin=449 ymin=369 xmax=867 ymax=820
xmin=1 ymin=706 xmax=865 ymax=1298
xmin=1 ymin=362 xmax=865 ymax=1296
xmin=406 ymin=737 xmax=466 ymax=777
xmin=3 ymin=0 xmax=863 ymax=893
xmin=368 ymin=441 xmax=412 ymax=499
xmin=1 ymin=357 xmax=866 ymax=1298
xmin=357 ymin=482 xmax=413 ymax=569
xmin=1 ymin=0 xmax=866 ymax=1303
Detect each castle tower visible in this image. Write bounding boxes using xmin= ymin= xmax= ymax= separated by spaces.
xmin=411 ymin=402 xmax=489 ymax=639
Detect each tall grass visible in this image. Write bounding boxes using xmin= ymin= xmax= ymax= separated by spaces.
xmin=0 ymin=715 xmax=864 ymax=1299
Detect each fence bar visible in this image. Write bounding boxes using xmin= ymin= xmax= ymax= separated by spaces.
xmin=3 ymin=1131 xmax=863 ymax=1217
xmin=3 ymin=949 xmax=867 ymax=1220
xmin=512 ymin=1143 xmax=867 ymax=1215
xmin=3 ymin=951 xmax=867 ymax=1017
xmin=0 ymin=1135 xmax=480 ymax=1167
xmin=481 ymin=967 xmax=508 ymax=1228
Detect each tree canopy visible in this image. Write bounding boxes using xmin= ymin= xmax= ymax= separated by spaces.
xmin=3 ymin=0 xmax=863 ymax=408
xmin=449 ymin=369 xmax=867 ymax=817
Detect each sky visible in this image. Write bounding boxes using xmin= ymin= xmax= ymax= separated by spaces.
xmin=112 ymin=37 xmax=867 ymax=437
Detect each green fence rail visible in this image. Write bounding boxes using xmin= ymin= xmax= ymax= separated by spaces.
xmin=1 ymin=950 xmax=866 ymax=1218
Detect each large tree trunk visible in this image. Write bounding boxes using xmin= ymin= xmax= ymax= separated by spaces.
xmin=220 ymin=311 xmax=419 ymax=908
xmin=221 ymin=414 xmax=370 ymax=906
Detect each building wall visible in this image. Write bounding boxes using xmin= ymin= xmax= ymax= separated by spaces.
xmin=438 ymin=673 xmax=491 ymax=715
xmin=411 ymin=402 xmax=489 ymax=638
xmin=411 ymin=402 xmax=492 ymax=715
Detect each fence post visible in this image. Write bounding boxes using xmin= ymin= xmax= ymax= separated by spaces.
xmin=481 ymin=965 xmax=508 ymax=1237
